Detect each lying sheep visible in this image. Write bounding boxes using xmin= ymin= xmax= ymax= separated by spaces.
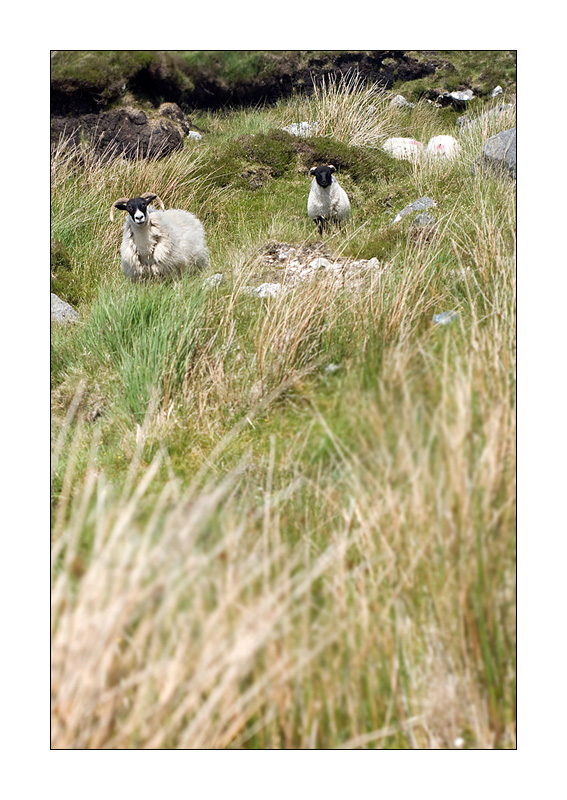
xmin=307 ymin=165 xmax=350 ymax=235
xmin=382 ymin=137 xmax=424 ymax=160
xmin=426 ymin=135 xmax=460 ymax=159
xmin=110 ymin=192 xmax=209 ymax=281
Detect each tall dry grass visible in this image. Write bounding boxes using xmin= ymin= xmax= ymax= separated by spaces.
xmin=281 ymin=70 xmax=399 ymax=147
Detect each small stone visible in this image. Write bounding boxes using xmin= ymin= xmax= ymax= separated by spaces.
xmin=451 ymin=89 xmax=474 ymax=101
xmin=309 ymin=257 xmax=332 ymax=270
xmin=282 ymin=121 xmax=319 ymax=137
xmin=253 ymin=282 xmax=281 ymax=298
xmin=203 ymin=273 xmax=223 ymax=288
xmin=432 ymin=311 xmax=458 ymax=325
xmin=324 ymin=363 xmax=341 ymax=375
xmin=187 ymin=130 xmax=202 ymax=141
xmin=390 ymin=94 xmax=414 ymax=109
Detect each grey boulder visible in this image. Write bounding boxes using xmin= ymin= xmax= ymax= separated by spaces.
xmin=392 ymin=196 xmax=437 ymax=224
xmin=474 ymin=127 xmax=516 ymax=179
xmin=411 ymin=212 xmax=436 ymax=227
xmin=51 ymin=293 xmax=78 ymax=323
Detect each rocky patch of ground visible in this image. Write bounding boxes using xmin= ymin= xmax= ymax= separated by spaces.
xmin=244 ymin=240 xmax=386 ymax=292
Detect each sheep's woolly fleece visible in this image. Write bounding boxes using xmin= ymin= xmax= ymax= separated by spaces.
xmin=382 ymin=135 xmax=460 ymax=160
xmin=118 ymin=205 xmax=209 ymax=280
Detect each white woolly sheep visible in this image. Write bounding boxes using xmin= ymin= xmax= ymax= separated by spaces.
xmin=110 ymin=193 xmax=209 ymax=281
xmin=426 ymin=135 xmax=460 ymax=159
xmin=307 ymin=165 xmax=350 ymax=235
xmin=382 ymin=137 xmax=424 ymax=160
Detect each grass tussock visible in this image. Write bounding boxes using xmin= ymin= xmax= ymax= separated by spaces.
xmin=51 ymin=73 xmax=516 ymax=749
xmin=282 ymin=70 xmax=399 ymax=148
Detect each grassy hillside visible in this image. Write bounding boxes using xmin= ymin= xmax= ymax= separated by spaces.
xmin=51 ymin=74 xmax=516 ymax=749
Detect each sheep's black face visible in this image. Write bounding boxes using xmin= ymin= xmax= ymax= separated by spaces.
xmin=127 ymin=197 xmax=150 ymax=225
xmin=312 ymin=166 xmax=334 ymax=189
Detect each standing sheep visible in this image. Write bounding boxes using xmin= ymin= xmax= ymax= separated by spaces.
xmin=110 ymin=192 xmax=209 ymax=281
xmin=307 ymin=165 xmax=350 ymax=235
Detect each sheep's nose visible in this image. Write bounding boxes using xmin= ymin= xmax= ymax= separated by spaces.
xmin=134 ymin=211 xmax=146 ymax=223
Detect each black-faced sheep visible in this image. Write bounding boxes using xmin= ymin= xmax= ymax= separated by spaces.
xmin=307 ymin=165 xmax=350 ymax=235
xmin=110 ymin=193 xmax=209 ymax=280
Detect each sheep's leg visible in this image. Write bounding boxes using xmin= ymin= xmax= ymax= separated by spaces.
xmin=315 ymin=217 xmax=327 ymax=236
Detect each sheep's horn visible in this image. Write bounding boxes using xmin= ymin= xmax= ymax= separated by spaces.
xmin=140 ymin=192 xmax=165 ymax=210
xmin=110 ymin=197 xmax=130 ymax=222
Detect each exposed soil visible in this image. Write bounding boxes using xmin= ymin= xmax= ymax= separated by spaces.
xmin=51 ymin=51 xmax=438 ymax=117
xmin=51 ymin=105 xmax=191 ymax=159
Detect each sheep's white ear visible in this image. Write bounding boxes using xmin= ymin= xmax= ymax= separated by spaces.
xmin=329 ymin=165 xmax=336 ymax=173
xmin=309 ymin=167 xmax=317 ymax=176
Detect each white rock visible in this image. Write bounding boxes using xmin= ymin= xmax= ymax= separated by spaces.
xmin=390 ymin=94 xmax=414 ymax=109
xmin=253 ymin=282 xmax=281 ymax=298
xmin=187 ymin=130 xmax=203 ymax=141
xmin=203 ymin=272 xmax=223 ymax=288
xmin=324 ymin=363 xmax=341 ymax=374
xmin=309 ymin=257 xmax=333 ymax=270
xmin=282 ymin=121 xmax=319 ymax=137
xmin=450 ymin=89 xmax=474 ymax=101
